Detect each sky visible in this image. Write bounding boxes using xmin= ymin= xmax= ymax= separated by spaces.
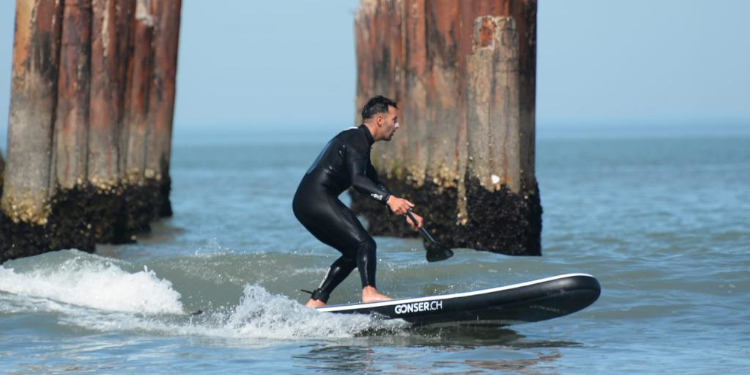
xmin=0 ymin=0 xmax=748 ymax=140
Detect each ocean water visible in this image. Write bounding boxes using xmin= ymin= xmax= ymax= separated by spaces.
xmin=1 ymin=124 xmax=748 ymax=374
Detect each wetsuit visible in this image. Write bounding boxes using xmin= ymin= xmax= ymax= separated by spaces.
xmin=293 ymin=125 xmax=391 ymax=303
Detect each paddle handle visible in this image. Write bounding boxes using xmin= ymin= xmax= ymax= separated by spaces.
xmin=406 ymin=209 xmax=438 ymax=244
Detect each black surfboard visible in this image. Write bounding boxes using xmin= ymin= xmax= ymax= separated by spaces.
xmin=318 ymin=273 xmax=601 ymax=326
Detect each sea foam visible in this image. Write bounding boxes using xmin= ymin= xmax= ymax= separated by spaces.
xmin=0 ymin=253 xmax=183 ymax=314
xmin=0 ymin=251 xmax=406 ymax=340
xmin=55 ymin=284 xmax=407 ymax=341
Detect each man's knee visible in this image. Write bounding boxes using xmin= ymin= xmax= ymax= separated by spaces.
xmin=332 ymin=255 xmax=357 ymax=269
xmin=356 ymin=238 xmax=376 ymax=256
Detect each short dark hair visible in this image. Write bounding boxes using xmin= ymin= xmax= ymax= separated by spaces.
xmin=361 ymin=95 xmax=398 ymax=120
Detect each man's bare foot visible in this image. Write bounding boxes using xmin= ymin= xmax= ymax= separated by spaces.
xmin=362 ymin=286 xmax=392 ymax=303
xmin=305 ymin=298 xmax=326 ymax=308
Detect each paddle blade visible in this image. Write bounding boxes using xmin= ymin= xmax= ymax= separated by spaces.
xmin=425 ymin=242 xmax=454 ymax=262
xmin=406 ymin=209 xmax=454 ymax=262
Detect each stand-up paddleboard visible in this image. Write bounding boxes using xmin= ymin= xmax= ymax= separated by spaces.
xmin=318 ymin=273 xmax=600 ymax=326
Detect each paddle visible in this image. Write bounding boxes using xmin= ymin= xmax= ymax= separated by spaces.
xmin=406 ymin=208 xmax=454 ymax=262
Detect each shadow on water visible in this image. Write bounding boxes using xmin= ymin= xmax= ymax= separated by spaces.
xmin=357 ymin=323 xmax=581 ymax=349
xmin=294 ymin=325 xmax=580 ymax=374
xmin=410 ymin=325 xmax=581 ymax=349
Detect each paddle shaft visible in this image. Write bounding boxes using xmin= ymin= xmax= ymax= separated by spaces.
xmin=406 ymin=209 xmax=438 ymax=244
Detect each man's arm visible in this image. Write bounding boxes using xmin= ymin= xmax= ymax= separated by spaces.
xmin=346 ymin=148 xmax=391 ymax=204
xmin=367 ymin=163 xmax=391 ymax=196
xmin=346 ymin=146 xmax=415 ymax=218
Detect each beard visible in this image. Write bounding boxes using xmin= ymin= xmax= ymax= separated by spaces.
xmin=384 ymin=129 xmax=396 ymax=141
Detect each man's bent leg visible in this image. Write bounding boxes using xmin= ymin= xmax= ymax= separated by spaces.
xmin=355 ymin=238 xmax=377 ymax=288
xmin=355 ymin=238 xmax=392 ymax=303
xmin=307 ymin=256 xmax=356 ymax=305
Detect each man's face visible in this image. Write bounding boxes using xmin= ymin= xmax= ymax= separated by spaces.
xmin=381 ymin=105 xmax=399 ymax=141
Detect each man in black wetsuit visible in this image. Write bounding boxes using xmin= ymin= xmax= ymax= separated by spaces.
xmin=293 ymin=96 xmax=423 ymax=307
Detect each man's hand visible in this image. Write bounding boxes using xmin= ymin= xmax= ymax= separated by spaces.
xmin=405 ymin=211 xmax=423 ymax=231
xmin=386 ymin=196 xmax=414 ymax=215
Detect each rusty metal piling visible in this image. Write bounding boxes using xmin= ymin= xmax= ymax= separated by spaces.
xmin=1 ymin=0 xmax=182 ymax=262
xmin=352 ymin=0 xmax=541 ymax=255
